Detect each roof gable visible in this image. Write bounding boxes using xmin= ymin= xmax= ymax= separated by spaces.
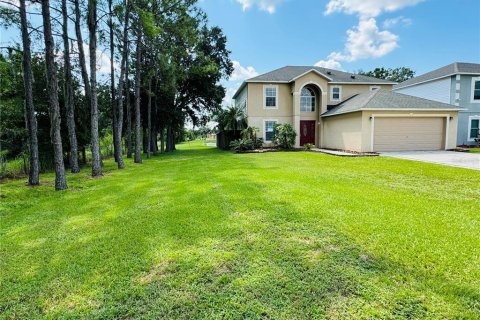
xmin=290 ymin=69 xmax=333 ymax=82
xmin=394 ymin=62 xmax=480 ymax=89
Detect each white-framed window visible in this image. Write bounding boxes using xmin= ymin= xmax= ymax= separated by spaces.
xmin=370 ymin=85 xmax=380 ymax=91
xmin=330 ymin=86 xmax=341 ymax=101
xmin=300 ymin=87 xmax=315 ymax=112
xmin=468 ymin=116 xmax=480 ymax=141
xmin=471 ymin=77 xmax=480 ymax=103
xmin=264 ymin=120 xmax=277 ymax=142
xmin=264 ymin=85 xmax=278 ymax=108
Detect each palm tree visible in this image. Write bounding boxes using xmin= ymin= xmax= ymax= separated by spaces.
xmin=216 ymin=105 xmax=247 ymax=136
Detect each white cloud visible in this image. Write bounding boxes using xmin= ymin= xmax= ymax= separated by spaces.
xmin=221 ymin=61 xmax=258 ymax=106
xmin=69 ymin=42 xmax=118 ymax=76
xmin=383 ymin=16 xmax=412 ymax=28
xmin=222 ymin=85 xmax=238 ymax=106
xmin=314 ymin=58 xmax=344 ymax=70
xmin=325 ymin=0 xmax=424 ymax=18
xmin=316 ymin=0 xmax=422 ymax=70
xmin=230 ymin=60 xmax=258 ymax=81
xmin=329 ymin=18 xmax=399 ymax=63
xmin=236 ymin=0 xmax=284 ymax=14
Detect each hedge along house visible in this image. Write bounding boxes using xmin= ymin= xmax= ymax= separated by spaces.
xmin=232 ymin=66 xmax=461 ymax=152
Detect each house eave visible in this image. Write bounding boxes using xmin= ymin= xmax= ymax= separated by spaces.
xmin=322 ymin=107 xmax=463 ymax=118
xmin=329 ymin=81 xmax=397 ymax=85
xmin=394 ymin=72 xmax=480 ymax=90
xmin=232 ymin=82 xmax=247 ymax=100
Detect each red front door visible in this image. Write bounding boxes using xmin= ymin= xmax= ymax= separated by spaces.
xmin=300 ymin=120 xmax=316 ymax=146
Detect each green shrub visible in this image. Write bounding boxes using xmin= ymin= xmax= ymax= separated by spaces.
xmin=100 ymin=133 xmax=114 ymax=157
xmin=0 ymin=153 xmax=27 ymax=179
xmin=253 ymin=138 xmax=264 ymax=149
xmin=229 ymin=138 xmax=254 ymax=151
xmin=241 ymin=126 xmax=264 ymax=149
xmin=273 ymin=123 xmax=297 ymax=149
xmin=304 ymin=143 xmax=314 ymax=150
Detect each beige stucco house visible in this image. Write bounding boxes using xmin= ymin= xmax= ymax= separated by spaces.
xmin=232 ymin=66 xmax=461 ymax=152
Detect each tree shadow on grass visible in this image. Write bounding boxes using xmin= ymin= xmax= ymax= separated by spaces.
xmin=1 ymin=147 xmax=478 ymax=319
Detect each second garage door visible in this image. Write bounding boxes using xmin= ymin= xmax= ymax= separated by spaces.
xmin=373 ymin=117 xmax=445 ymax=152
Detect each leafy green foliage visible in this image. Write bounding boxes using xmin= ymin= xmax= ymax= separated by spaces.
xmin=229 ymin=138 xmax=254 ymax=151
xmin=241 ymin=126 xmax=263 ymax=149
xmin=303 ymin=143 xmax=314 ymax=150
xmin=358 ymin=67 xmax=415 ymax=83
xmin=215 ymin=105 xmax=247 ymax=133
xmin=273 ymin=123 xmax=297 ymax=149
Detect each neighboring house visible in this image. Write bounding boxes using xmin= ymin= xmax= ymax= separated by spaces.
xmin=393 ymin=62 xmax=480 ymax=146
xmin=232 ymin=66 xmax=461 ymax=152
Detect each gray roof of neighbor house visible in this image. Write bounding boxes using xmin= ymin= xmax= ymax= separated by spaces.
xmin=393 ymin=62 xmax=480 ymax=90
xmin=322 ymin=90 xmax=462 ymax=117
xmin=232 ymin=66 xmax=397 ymax=99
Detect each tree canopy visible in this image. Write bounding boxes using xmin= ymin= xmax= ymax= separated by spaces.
xmin=0 ymin=0 xmax=233 ymax=189
xmin=358 ymin=67 xmax=415 ymax=83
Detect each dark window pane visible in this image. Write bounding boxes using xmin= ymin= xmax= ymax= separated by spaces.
xmin=266 ymin=97 xmax=276 ymax=107
xmin=266 ymin=131 xmax=274 ymax=141
xmin=472 ymin=119 xmax=479 ymax=129
xmin=474 ymin=89 xmax=480 ymax=100
xmin=475 ymin=81 xmax=480 ymax=90
xmin=470 ymin=128 xmax=479 ymax=138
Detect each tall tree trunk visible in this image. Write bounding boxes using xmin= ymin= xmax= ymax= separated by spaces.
xmin=109 ymin=0 xmax=119 ymax=163
xmin=113 ymin=0 xmax=130 ymax=169
xmin=19 ymin=0 xmax=39 ymax=186
xmin=73 ymin=0 xmax=91 ymax=100
xmin=152 ymin=88 xmax=158 ymax=155
xmin=88 ymin=0 xmax=102 ymax=176
xmin=165 ymin=126 xmax=169 ymax=152
xmin=147 ymin=78 xmax=151 ymax=158
xmin=41 ymin=0 xmax=67 ymax=190
xmin=62 ymin=0 xmax=80 ymax=173
xmin=166 ymin=126 xmax=175 ymax=151
xmin=126 ymin=72 xmax=132 ymax=158
xmin=171 ymin=126 xmax=176 ymax=151
xmin=134 ymin=27 xmax=142 ymax=163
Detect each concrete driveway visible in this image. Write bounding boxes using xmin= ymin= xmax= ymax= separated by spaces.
xmin=381 ymin=151 xmax=480 ymax=170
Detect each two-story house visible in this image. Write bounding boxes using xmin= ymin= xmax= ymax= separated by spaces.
xmin=393 ymin=62 xmax=480 ymax=146
xmin=233 ymin=66 xmax=460 ymax=152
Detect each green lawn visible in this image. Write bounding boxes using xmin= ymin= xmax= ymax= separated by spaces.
xmin=470 ymin=147 xmax=480 ymax=153
xmin=1 ymin=142 xmax=479 ymax=319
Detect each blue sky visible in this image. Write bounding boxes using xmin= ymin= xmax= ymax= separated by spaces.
xmin=1 ymin=0 xmax=479 ymax=105
xmin=198 ymin=0 xmax=480 ymax=104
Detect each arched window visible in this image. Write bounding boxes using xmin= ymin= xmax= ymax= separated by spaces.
xmin=300 ymin=87 xmax=315 ymax=112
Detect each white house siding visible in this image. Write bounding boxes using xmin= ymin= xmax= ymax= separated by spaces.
xmin=234 ymin=86 xmax=248 ymax=112
xmin=394 ymin=77 xmax=451 ymax=104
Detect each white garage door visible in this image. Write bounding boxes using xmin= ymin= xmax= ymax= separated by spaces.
xmin=374 ymin=117 xmax=445 ymax=152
